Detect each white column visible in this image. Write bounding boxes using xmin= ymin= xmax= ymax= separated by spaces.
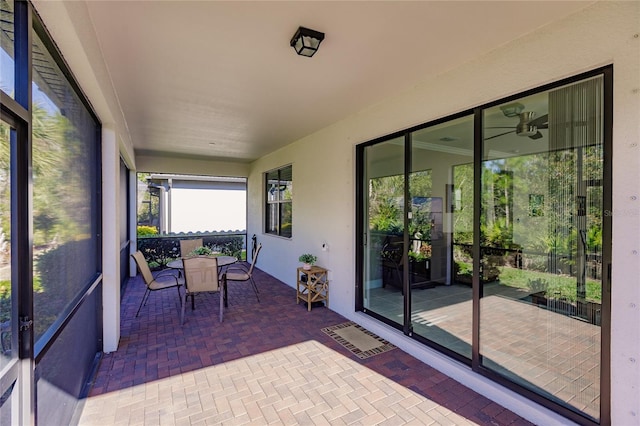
xmin=102 ymin=127 xmax=120 ymax=352
xmin=129 ymin=170 xmax=138 ymax=277
xmin=167 ymin=178 xmax=173 ymax=233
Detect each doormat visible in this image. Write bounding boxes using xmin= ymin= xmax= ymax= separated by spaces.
xmin=321 ymin=321 xmax=396 ymax=359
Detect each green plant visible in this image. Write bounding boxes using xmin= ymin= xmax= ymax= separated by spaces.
xmin=136 ymin=232 xmax=245 ymax=266
xmin=455 ymin=261 xmax=472 ymax=276
xmin=137 ymin=225 xmax=158 ymax=237
xmin=527 ymin=278 xmax=549 ymax=293
xmin=408 ymin=250 xmax=426 ymax=262
xmin=409 ymin=248 xmax=433 ymax=263
xmin=189 ymin=246 xmax=214 ymax=256
xmin=497 ymin=266 xmax=602 ymax=302
xmin=298 ymin=253 xmax=317 ymax=264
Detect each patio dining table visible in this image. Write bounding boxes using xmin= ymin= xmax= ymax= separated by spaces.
xmin=167 ymin=255 xmax=237 ymax=308
xmin=167 ymin=255 xmax=237 ymax=271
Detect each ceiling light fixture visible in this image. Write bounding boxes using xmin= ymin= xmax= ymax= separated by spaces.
xmin=290 ymin=26 xmax=325 ymax=57
xmin=500 ymin=102 xmax=525 ymax=118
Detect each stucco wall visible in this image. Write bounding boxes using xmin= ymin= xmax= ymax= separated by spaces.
xmin=248 ymin=2 xmax=640 ymax=425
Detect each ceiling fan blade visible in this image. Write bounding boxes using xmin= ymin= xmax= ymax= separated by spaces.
xmin=528 ymin=114 xmax=548 ymax=129
xmin=485 ymin=130 xmax=516 ymax=140
xmin=529 ymin=131 xmax=543 ymax=140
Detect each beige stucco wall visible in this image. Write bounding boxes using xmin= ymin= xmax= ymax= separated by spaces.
xmin=248 ymin=2 xmax=640 ymax=425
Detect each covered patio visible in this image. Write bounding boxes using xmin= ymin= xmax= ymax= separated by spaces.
xmin=1 ymin=1 xmax=637 ymax=425
xmin=77 ymin=265 xmax=530 ymax=425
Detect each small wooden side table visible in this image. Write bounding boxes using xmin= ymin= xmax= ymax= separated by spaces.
xmin=296 ymin=266 xmax=329 ymax=311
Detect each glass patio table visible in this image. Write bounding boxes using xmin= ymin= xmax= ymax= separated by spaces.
xmin=167 ymin=255 xmax=237 ymax=271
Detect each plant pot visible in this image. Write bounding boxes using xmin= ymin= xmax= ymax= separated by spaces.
xmin=530 ymin=291 xmax=548 ymax=306
xmin=303 ymin=263 xmax=312 ymax=270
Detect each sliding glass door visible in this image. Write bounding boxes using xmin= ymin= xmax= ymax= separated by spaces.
xmin=0 ymin=117 xmax=20 ymax=425
xmin=356 ymin=68 xmax=610 ymax=424
xmin=409 ymin=116 xmax=474 ymax=358
xmin=361 ymin=136 xmax=405 ymax=326
xmin=480 ymin=76 xmax=605 ymax=422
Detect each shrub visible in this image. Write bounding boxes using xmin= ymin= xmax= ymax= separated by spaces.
xmin=527 ymin=278 xmax=549 ymax=293
xmin=137 ymin=225 xmax=158 ymax=237
xmin=137 ymin=233 xmax=245 ymax=267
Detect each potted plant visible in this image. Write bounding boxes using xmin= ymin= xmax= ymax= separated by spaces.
xmin=527 ymin=278 xmax=549 ymax=305
xmin=298 ymin=253 xmax=317 ymax=270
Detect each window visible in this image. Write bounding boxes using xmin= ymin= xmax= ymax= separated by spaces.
xmin=265 ymin=165 xmax=292 ymax=238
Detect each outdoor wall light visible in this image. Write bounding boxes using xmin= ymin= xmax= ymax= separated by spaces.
xmin=290 ymin=26 xmax=325 ymax=57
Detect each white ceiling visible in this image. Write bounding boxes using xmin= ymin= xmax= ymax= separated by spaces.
xmin=84 ymin=1 xmax=594 ymax=164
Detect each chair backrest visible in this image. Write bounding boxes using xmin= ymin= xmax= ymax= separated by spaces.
xmin=183 ymin=256 xmax=219 ymax=293
xmin=246 ymin=243 xmax=262 ymax=276
xmin=180 ymin=238 xmax=204 ymax=257
xmin=132 ymin=251 xmax=155 ymax=285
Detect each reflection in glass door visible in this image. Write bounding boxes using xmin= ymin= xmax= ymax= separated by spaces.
xmin=358 ymin=69 xmax=609 ymax=423
xmin=409 ymin=116 xmax=474 ymax=358
xmin=361 ymin=136 xmax=405 ymax=325
xmin=0 ymin=118 xmax=18 ymax=425
xmin=480 ymin=76 xmax=604 ymax=421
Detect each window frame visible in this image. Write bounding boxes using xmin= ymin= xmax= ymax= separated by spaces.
xmin=264 ymin=164 xmax=292 ymax=238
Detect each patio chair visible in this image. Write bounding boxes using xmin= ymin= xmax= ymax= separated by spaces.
xmin=180 ymin=238 xmax=204 ymax=257
xmin=181 ymin=256 xmax=224 ymax=324
xmin=225 ymin=243 xmax=262 ymax=303
xmin=131 ymin=251 xmax=183 ymax=317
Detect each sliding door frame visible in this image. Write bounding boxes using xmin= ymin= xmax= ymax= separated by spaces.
xmin=355 ymin=65 xmax=612 ymax=425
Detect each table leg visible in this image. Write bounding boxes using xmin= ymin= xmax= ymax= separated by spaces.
xmin=223 ymin=274 xmax=228 ymax=308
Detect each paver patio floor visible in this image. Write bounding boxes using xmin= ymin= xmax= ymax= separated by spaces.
xmin=77 ymin=265 xmax=534 ymax=425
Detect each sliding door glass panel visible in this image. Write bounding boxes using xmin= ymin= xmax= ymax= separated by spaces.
xmin=409 ymin=116 xmax=474 ymax=358
xmin=362 ymin=137 xmax=404 ymax=325
xmin=480 ymin=76 xmax=603 ymax=421
xmin=0 ymin=118 xmax=18 ymax=426
xmin=0 ymin=118 xmax=13 ymax=369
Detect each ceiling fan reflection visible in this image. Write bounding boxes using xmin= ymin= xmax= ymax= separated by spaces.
xmin=486 ymin=109 xmax=548 ymax=141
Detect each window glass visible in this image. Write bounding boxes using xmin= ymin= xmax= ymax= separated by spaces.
xmin=280 ymin=201 xmax=292 ymax=238
xmin=265 ymin=165 xmax=292 ymax=237
xmin=279 ymin=166 xmax=292 ymax=201
xmin=0 ymin=119 xmax=12 ymax=369
xmin=31 ymin=28 xmax=99 ymax=342
xmin=266 ymin=170 xmax=278 ymax=203
xmin=480 ymin=76 xmax=604 ymax=421
xmin=361 ymin=137 xmax=405 ymax=325
xmin=0 ymin=0 xmax=14 ymax=99
xmin=410 ymin=116 xmax=474 ymax=359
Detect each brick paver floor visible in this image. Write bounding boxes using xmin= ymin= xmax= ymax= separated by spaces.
xmin=77 ymin=266 xmax=534 ymax=425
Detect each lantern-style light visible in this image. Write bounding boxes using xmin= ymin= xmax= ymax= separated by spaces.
xmin=290 ymin=26 xmax=325 ymax=57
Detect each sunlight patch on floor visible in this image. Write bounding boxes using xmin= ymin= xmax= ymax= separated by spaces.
xmin=78 ymin=340 xmax=479 ymax=425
